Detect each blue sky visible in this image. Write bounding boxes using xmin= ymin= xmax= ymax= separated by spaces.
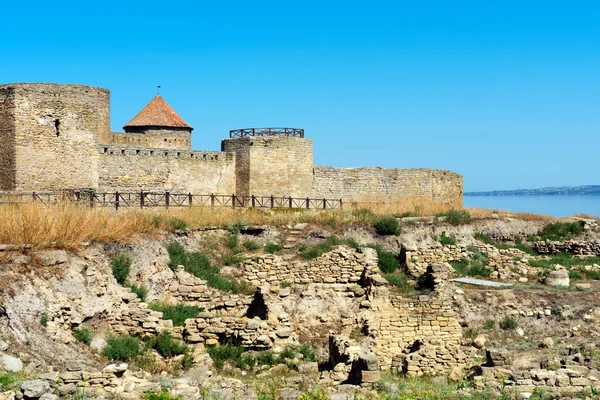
xmin=2 ymin=0 xmax=599 ymax=191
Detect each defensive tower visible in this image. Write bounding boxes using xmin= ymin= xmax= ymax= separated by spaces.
xmin=221 ymin=128 xmax=313 ymax=198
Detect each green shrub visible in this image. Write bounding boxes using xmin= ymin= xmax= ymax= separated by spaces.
xmin=40 ymin=313 xmax=48 ymax=326
xmin=483 ymin=319 xmax=496 ymax=330
xmin=373 ymin=216 xmax=401 ymax=235
xmin=74 ymin=327 xmax=93 ymax=345
xmin=298 ymin=343 xmax=317 ymax=362
xmin=221 ymin=253 xmax=244 ymax=266
xmin=378 ymin=251 xmax=400 ymax=273
xmin=537 ymin=221 xmax=584 ymax=241
xmin=111 ymin=252 xmax=132 ymax=285
xmin=151 ymin=215 xmax=163 ymax=228
xmin=438 ymin=209 xmax=472 ymax=226
xmin=168 ymin=218 xmax=188 ymax=230
xmin=206 ymin=343 xmax=245 ymax=370
xmin=226 ymin=234 xmax=240 ymax=252
xmin=449 ymin=249 xmax=491 ymax=277
xmin=166 ymin=242 xmax=244 ymax=292
xmin=385 ymin=271 xmax=417 ymax=296
xmin=147 ymin=332 xmax=188 ymax=358
xmin=143 ymin=391 xmax=182 ymax=400
xmin=103 ymin=334 xmax=141 ymax=361
xmin=528 ymin=254 xmax=600 ymax=270
xmin=301 ymin=242 xmax=333 ymax=260
xmin=128 ymin=284 xmax=148 ymax=302
xmin=438 ymin=232 xmax=456 ymax=246
xmin=148 ymin=302 xmax=200 ymax=326
xmin=225 ymin=219 xmax=249 ymax=234
xmin=500 ymin=315 xmax=518 ymax=330
xmin=255 ymin=350 xmax=276 ymax=366
xmin=243 ymin=240 xmax=261 ymax=251
xmin=265 ymin=242 xmax=282 ymax=254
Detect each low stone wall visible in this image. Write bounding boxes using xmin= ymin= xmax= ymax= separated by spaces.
xmin=366 ymin=287 xmax=465 ymax=371
xmin=167 ymin=266 xmax=251 ymax=315
xmin=240 ymin=246 xmax=377 ymax=287
xmin=109 ymin=302 xmax=172 ymax=337
xmin=533 ymin=240 xmax=600 ymax=256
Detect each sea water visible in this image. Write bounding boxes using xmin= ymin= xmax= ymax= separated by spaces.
xmin=463 ymin=195 xmax=600 ymax=218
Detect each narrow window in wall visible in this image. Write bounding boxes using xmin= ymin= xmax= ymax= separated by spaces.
xmin=121 ymin=150 xmax=126 ymax=155
xmin=150 ymin=151 xmax=154 ymax=156
xmin=136 ymin=150 xmax=140 ymax=155
xmin=103 ymin=148 xmax=108 ymax=153
xmin=54 ymin=119 xmax=60 ymax=137
xmin=176 ymin=152 xmax=181 ymax=158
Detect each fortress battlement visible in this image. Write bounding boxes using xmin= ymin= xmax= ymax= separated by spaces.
xmin=0 ymin=82 xmax=463 ymax=205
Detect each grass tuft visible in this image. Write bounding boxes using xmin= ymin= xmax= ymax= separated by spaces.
xmin=111 ymin=252 xmax=132 ymax=285
xmin=74 ymin=327 xmax=93 ymax=345
xmin=103 ymin=334 xmax=141 ymax=361
xmin=128 ymin=283 xmax=148 ymax=302
xmin=438 ymin=209 xmax=472 ymax=225
xmin=148 ymin=302 xmax=201 ymax=326
xmin=373 ymin=216 xmax=401 ymax=235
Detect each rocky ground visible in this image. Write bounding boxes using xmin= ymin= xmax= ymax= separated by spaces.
xmin=0 ymin=210 xmax=599 ymax=399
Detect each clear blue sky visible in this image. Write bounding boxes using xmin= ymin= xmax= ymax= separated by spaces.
xmin=2 ymin=0 xmax=599 ymax=191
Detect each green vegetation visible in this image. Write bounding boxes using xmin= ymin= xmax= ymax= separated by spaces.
xmin=474 ymin=233 xmax=536 ymax=255
xmin=483 ymin=319 xmax=496 ymax=330
xmin=221 ymin=253 xmax=244 ymax=266
xmin=142 ymin=391 xmax=182 ymax=400
xmin=373 ymin=216 xmax=401 ymax=235
xmin=265 ymin=242 xmax=282 ymax=254
xmin=352 ymin=208 xmax=376 ymax=224
xmin=207 ymin=343 xmax=317 ymax=371
xmin=449 ymin=248 xmax=491 ymax=277
xmin=111 ymin=252 xmax=132 ymax=285
xmin=103 ymin=334 xmax=141 ymax=361
xmin=39 ymin=312 xmax=48 ymax=326
xmin=243 ymin=240 xmax=261 ymax=251
xmin=148 ymin=302 xmax=201 ymax=326
xmin=500 ymin=315 xmax=518 ymax=330
xmin=528 ymin=253 xmax=600 ymax=272
xmin=74 ymin=327 xmax=93 ymax=345
xmin=438 ymin=232 xmax=456 ymax=246
xmin=365 ymin=244 xmax=400 ymax=273
xmin=536 ymin=221 xmax=585 ymax=241
xmin=225 ymin=219 xmax=249 ymax=234
xmin=168 ymin=218 xmax=188 ymax=231
xmin=437 ymin=209 xmax=472 ymax=226
xmin=300 ymin=236 xmax=362 ymax=260
xmin=370 ymin=375 xmax=502 ymax=400
xmin=166 ymin=242 xmax=248 ymax=293
xmin=384 ymin=271 xmax=417 ymax=296
xmin=128 ymin=283 xmax=148 ymax=302
xmin=146 ymin=331 xmax=188 ymax=358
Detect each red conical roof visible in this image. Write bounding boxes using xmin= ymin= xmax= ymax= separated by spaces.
xmin=123 ymin=95 xmax=192 ymax=129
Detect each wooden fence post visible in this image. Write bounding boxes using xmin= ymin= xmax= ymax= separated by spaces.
xmin=211 ymin=193 xmax=215 ymax=208
xmin=251 ymin=195 xmax=255 ymax=208
xmin=323 ymin=198 xmax=326 ymax=209
xmin=188 ymin=192 xmax=192 ymax=207
xmin=340 ymin=199 xmax=343 ymax=210
xmin=288 ymin=196 xmax=292 ymax=208
xmin=306 ymin=197 xmax=310 ymax=209
xmin=140 ymin=191 xmax=145 ymax=208
xmin=232 ymin=194 xmax=236 ymax=209
xmin=115 ymin=191 xmax=120 ymax=212
xmin=165 ymin=192 xmax=170 ymax=209
xmin=270 ymin=195 xmax=274 ymax=209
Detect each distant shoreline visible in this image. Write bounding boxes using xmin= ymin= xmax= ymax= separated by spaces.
xmin=465 ymin=185 xmax=600 ymax=196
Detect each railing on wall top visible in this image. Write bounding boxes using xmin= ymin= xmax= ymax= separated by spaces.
xmin=229 ymin=127 xmax=304 ymax=138
xmin=1 ymin=190 xmax=342 ymax=211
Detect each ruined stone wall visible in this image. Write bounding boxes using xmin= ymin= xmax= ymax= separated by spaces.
xmin=240 ymin=246 xmax=377 ymax=287
xmin=0 ymin=83 xmax=110 ymax=191
xmin=104 ymin=128 xmax=191 ymax=150
xmin=366 ymin=288 xmax=463 ymax=371
xmin=222 ymin=136 xmax=313 ymax=197
xmin=98 ymin=145 xmax=236 ymax=193
xmin=0 ymin=86 xmax=16 ymax=190
xmin=311 ymin=167 xmax=463 ymax=206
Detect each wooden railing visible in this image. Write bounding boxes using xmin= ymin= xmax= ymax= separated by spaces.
xmin=229 ymin=127 xmax=304 ymax=138
xmin=2 ymin=190 xmax=342 ymax=211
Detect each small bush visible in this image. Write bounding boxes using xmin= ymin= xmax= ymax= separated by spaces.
xmin=255 ymin=350 xmax=276 ymax=366
xmin=298 ymin=343 xmax=317 ymax=362
xmin=500 ymin=315 xmax=518 ymax=330
xmin=226 ymin=234 xmax=240 ymax=252
xmin=128 ymin=284 xmax=148 ymax=302
xmin=225 ymin=219 xmax=249 ymax=234
xmin=151 ymin=215 xmax=163 ymax=228
xmin=148 ymin=302 xmax=200 ymax=326
xmin=352 ymin=208 xmax=375 ymax=224
xmin=301 ymin=242 xmax=333 ymax=260
xmin=147 ymin=331 xmax=188 ymax=358
xmin=449 ymin=249 xmax=491 ymax=277
xmin=168 ymin=218 xmax=187 ymax=230
xmin=438 ymin=232 xmax=456 ymax=246
xmin=378 ymin=251 xmax=400 ymax=273
xmin=373 ymin=216 xmax=401 ymax=235
xmin=438 ymin=209 xmax=472 ymax=226
xmin=166 ymin=242 xmax=187 ymax=270
xmin=40 ymin=313 xmax=48 ymax=326
xmin=103 ymin=334 xmax=141 ymax=361
xmin=385 ymin=271 xmax=417 ymax=296
xmin=207 ymin=343 xmax=245 ymax=370
xmin=537 ymin=221 xmax=585 ymax=241
xmin=111 ymin=252 xmax=132 ymax=285
xmin=243 ymin=240 xmax=261 ymax=251
xmin=143 ymin=391 xmax=182 ymax=400
xmin=222 ymin=253 xmax=244 ymax=266
xmin=74 ymin=327 xmax=93 ymax=345
xmin=265 ymin=242 xmax=282 ymax=254
xmin=483 ymin=319 xmax=496 ymax=330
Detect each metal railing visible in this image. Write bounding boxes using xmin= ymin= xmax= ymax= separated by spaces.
xmin=2 ymin=190 xmax=342 ymax=211
xmin=229 ymin=127 xmax=304 ymax=138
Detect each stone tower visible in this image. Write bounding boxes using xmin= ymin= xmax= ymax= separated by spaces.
xmin=0 ymin=83 xmax=108 ymax=191
xmin=122 ymin=95 xmax=192 ymax=150
xmin=221 ymin=128 xmax=313 ymax=198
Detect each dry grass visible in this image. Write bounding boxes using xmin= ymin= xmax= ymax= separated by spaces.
xmin=0 ymin=196 xmax=561 ymax=249
xmin=466 ymin=207 xmax=556 ymax=221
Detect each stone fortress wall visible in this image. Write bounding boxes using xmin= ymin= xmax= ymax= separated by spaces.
xmin=0 ymin=82 xmax=463 ymax=205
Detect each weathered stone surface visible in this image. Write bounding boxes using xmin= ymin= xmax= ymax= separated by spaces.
xmin=1 ymin=354 xmax=23 ymax=372
xmin=20 ymin=380 xmax=50 ymax=398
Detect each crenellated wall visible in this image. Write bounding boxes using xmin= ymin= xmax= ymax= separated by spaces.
xmin=104 ymin=129 xmax=191 ymax=150
xmin=98 ymin=145 xmax=236 ymax=193
xmin=311 ymin=166 xmax=463 ymax=206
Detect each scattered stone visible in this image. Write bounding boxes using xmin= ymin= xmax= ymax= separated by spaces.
xmin=1 ymin=354 xmax=23 ymax=372
xmin=545 ymin=267 xmax=570 ymax=287
xmin=473 ymin=334 xmax=487 ymax=349
xmin=541 ymin=337 xmax=554 ymax=349
xmin=20 ymin=380 xmax=50 ymax=398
